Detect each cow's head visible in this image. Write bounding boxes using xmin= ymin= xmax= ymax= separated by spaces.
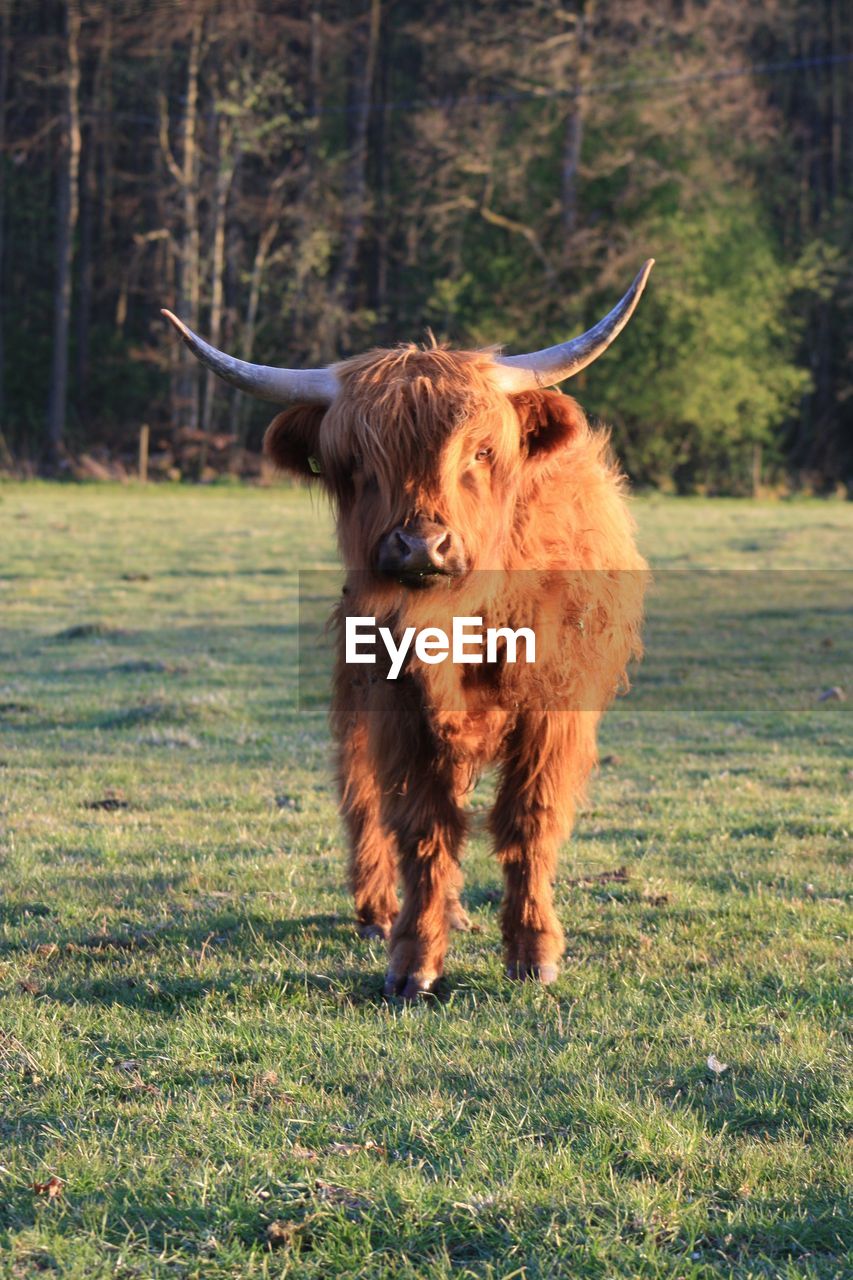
xmin=162 ymin=261 xmax=653 ymax=588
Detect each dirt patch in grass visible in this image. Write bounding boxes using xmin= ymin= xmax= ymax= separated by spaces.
xmin=84 ymin=791 xmax=130 ymax=811
xmin=53 ymin=622 xmax=127 ymax=641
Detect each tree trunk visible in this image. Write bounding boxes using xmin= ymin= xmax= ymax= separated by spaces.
xmin=0 ymin=0 xmax=10 ymax=432
xmin=46 ymin=0 xmax=82 ymax=469
xmin=321 ymin=0 xmax=380 ymax=356
xmin=75 ymin=5 xmax=111 ymax=414
xmin=174 ymin=11 xmax=203 ymax=432
xmin=291 ymin=1 xmax=324 ymax=358
xmin=75 ymin=118 xmax=95 ymax=414
xmin=199 ymin=119 xmax=236 ymax=471
xmin=309 ymin=3 xmax=323 ymax=123
xmin=562 ymin=109 xmax=583 ymax=236
xmin=562 ymin=5 xmax=594 ymax=245
xmin=228 ymin=217 xmax=280 ymax=458
xmin=371 ymin=14 xmax=391 ymax=333
xmin=98 ymin=7 xmax=114 ymax=286
xmin=829 ymin=0 xmax=843 ymax=204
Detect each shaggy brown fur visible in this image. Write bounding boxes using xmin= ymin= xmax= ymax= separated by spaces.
xmin=264 ymin=346 xmax=648 ymax=997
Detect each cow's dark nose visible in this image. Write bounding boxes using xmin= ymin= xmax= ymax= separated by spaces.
xmin=390 ymin=527 xmax=453 ymax=573
xmin=377 ymin=521 xmax=458 ymax=581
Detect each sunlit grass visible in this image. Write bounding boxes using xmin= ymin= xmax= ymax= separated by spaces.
xmin=0 ymin=483 xmax=850 ymax=1278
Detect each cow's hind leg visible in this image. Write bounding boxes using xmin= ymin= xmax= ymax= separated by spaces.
xmin=447 ymin=879 xmax=472 ymax=932
xmin=446 ymin=769 xmax=475 ymax=931
xmin=338 ymin=724 xmax=399 ymax=940
xmin=491 ymin=712 xmax=597 ymax=982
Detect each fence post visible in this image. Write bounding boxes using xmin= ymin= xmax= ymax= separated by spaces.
xmin=139 ymin=424 xmax=150 ymax=483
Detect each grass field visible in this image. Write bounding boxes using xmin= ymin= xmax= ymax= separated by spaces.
xmin=0 ymin=483 xmax=850 ymax=1279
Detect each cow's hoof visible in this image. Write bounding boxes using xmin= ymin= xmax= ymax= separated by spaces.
xmin=448 ymin=904 xmax=473 ymax=932
xmin=382 ymin=971 xmax=436 ymax=1000
xmin=358 ymin=921 xmax=392 ymax=941
xmin=506 ymin=962 xmax=559 ymax=984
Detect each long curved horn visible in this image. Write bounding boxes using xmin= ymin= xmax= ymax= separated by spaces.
xmin=161 ymin=310 xmax=337 ymax=405
xmin=492 ymin=259 xmax=654 ymax=392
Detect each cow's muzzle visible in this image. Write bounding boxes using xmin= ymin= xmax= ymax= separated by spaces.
xmin=376 ymin=521 xmax=465 ymax=587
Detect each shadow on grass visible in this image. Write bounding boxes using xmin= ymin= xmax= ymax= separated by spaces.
xmin=1 ymin=908 xmax=351 ymax=954
xmin=0 ymin=901 xmax=55 ymax=925
xmin=0 ymin=1189 xmax=270 ymax=1261
xmin=706 ymin=1194 xmax=850 ymax=1264
xmin=2 ymin=1183 xmax=845 ymax=1272
xmin=2 ymin=1180 xmax=522 ymax=1272
xmin=44 ymin=971 xmax=238 ymax=1010
xmin=42 ymin=966 xmax=412 ymax=1012
xmin=641 ymin=1057 xmax=844 ymax=1143
xmin=25 ymin=906 xmax=496 ymax=1011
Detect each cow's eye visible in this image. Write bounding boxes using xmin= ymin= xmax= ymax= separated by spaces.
xmin=352 ymin=453 xmax=363 ymax=471
xmin=475 ymin=446 xmax=493 ymax=462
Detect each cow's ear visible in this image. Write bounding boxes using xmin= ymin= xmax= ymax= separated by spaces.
xmin=512 ymin=389 xmax=586 ymax=461
xmin=263 ymin=405 xmax=328 ymax=479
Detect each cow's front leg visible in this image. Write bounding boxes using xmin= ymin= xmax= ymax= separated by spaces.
xmin=498 ymin=847 xmax=564 ymax=982
xmin=491 ymin=712 xmax=597 ymax=983
xmin=338 ymin=722 xmax=399 ymax=941
xmin=382 ymin=782 xmax=466 ymax=999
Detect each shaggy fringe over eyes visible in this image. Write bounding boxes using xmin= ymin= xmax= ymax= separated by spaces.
xmin=326 ymin=346 xmax=514 ymax=501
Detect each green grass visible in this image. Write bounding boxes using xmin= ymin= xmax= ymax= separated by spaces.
xmin=0 ymin=483 xmax=850 ymax=1279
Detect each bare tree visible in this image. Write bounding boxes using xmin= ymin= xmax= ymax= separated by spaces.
xmin=562 ymin=4 xmax=594 ymax=241
xmin=228 ymin=208 xmax=282 ymax=457
xmin=46 ymin=0 xmax=82 ymax=469
xmin=199 ymin=114 xmax=237 ymax=465
xmin=75 ymin=4 xmax=113 ymax=413
xmin=0 ymin=0 xmax=10 ymax=435
xmin=160 ymin=9 xmax=204 ymax=431
xmin=320 ymin=0 xmax=381 ymax=357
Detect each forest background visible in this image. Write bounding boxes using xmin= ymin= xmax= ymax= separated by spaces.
xmin=0 ymin=0 xmax=850 ymax=494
